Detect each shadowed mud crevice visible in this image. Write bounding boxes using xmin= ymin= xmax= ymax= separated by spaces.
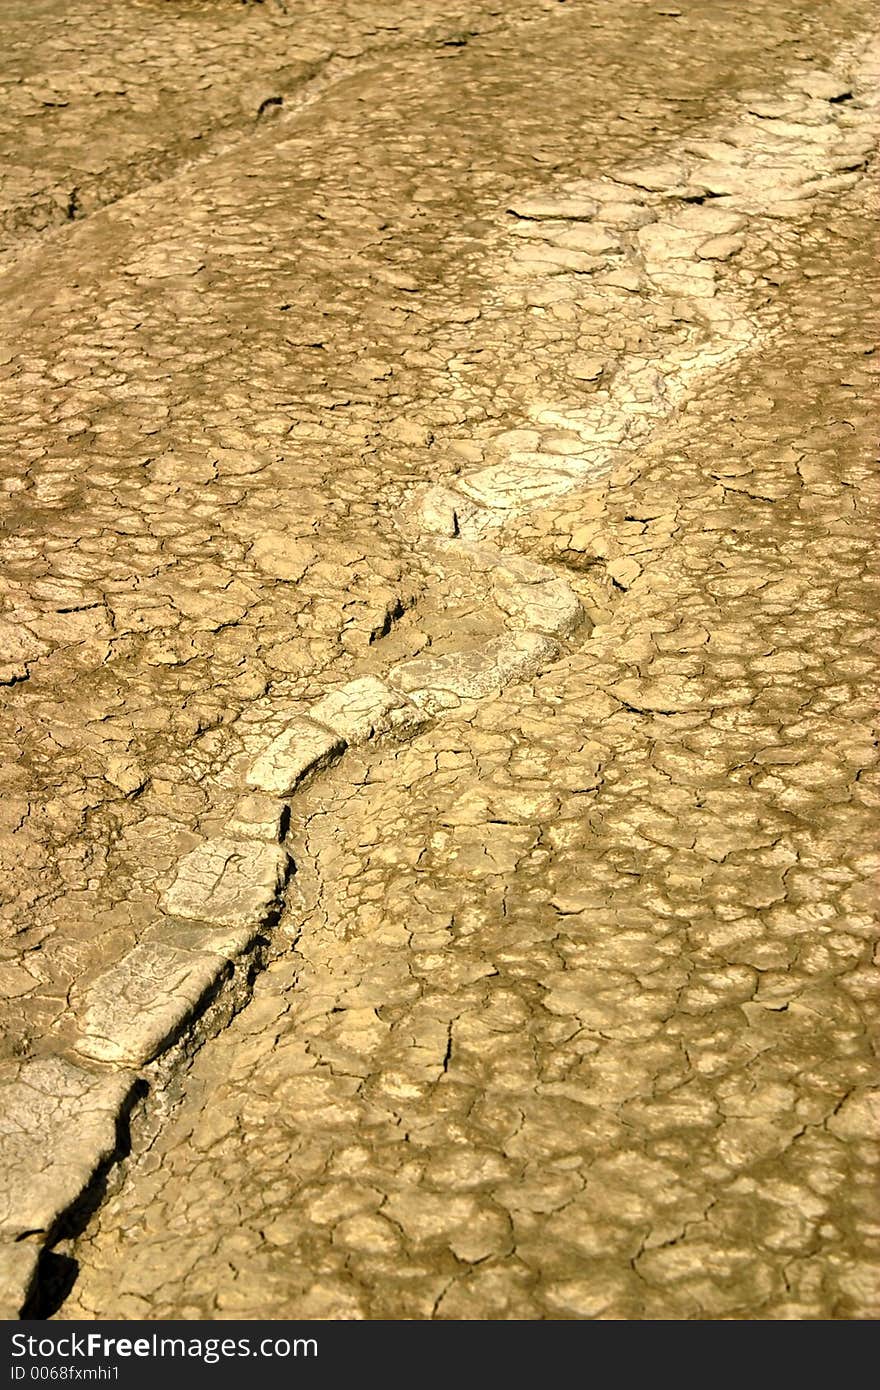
xmin=19 ymin=1079 xmax=148 ymax=1321
xmin=0 ymin=53 xmax=335 ymax=267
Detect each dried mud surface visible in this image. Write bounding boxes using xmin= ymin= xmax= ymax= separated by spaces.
xmin=0 ymin=0 xmax=877 ymax=1321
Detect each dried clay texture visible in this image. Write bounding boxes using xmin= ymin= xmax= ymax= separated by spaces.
xmin=0 ymin=0 xmax=877 ymax=1321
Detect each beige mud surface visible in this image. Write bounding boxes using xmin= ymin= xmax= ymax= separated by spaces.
xmin=0 ymin=0 xmax=877 ymax=1320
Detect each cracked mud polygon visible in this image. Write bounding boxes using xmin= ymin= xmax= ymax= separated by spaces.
xmin=0 ymin=0 xmax=878 ymax=1322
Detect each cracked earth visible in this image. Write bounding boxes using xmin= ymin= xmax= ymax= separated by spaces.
xmin=0 ymin=0 xmax=878 ymax=1321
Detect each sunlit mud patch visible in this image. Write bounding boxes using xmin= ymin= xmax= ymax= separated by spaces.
xmin=426 ymin=36 xmax=880 ymax=535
